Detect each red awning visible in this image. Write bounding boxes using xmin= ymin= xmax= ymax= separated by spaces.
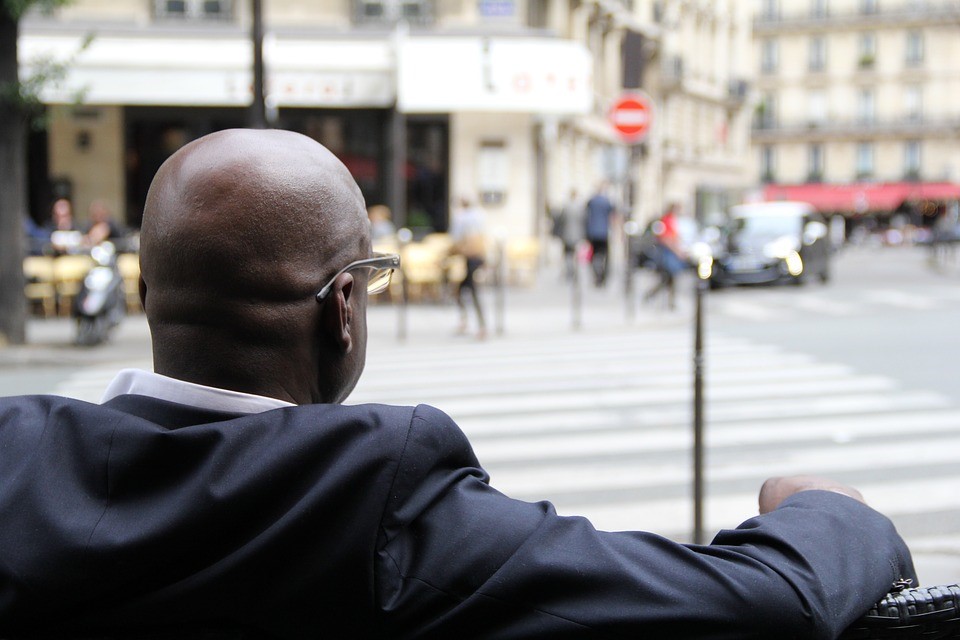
xmin=762 ymin=182 xmax=960 ymax=214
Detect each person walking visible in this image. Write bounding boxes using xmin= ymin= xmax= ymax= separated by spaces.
xmin=556 ymin=188 xmax=585 ymax=282
xmin=585 ymin=182 xmax=616 ymax=287
xmin=644 ymin=203 xmax=687 ymax=309
xmin=449 ymin=196 xmax=487 ymax=339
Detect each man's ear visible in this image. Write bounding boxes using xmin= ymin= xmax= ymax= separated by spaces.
xmin=138 ymin=276 xmax=147 ymax=312
xmin=322 ymin=273 xmax=354 ymax=355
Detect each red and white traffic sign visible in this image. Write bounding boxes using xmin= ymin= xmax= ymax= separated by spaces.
xmin=609 ymin=91 xmax=653 ymax=143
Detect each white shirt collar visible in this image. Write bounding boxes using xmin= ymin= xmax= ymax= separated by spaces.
xmin=101 ymin=368 xmax=296 ymax=414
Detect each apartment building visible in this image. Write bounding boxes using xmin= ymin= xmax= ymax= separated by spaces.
xmin=751 ymin=0 xmax=960 ymax=224
xmin=19 ymin=0 xmax=752 ymax=239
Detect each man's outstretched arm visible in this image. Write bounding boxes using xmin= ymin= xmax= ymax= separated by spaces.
xmin=377 ymin=405 xmax=915 ymax=639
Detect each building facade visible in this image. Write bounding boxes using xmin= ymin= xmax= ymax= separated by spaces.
xmin=20 ymin=0 xmax=753 ymax=241
xmin=751 ymin=0 xmax=960 ymax=224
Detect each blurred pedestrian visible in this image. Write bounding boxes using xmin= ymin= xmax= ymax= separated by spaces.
xmin=83 ymin=199 xmax=127 ymax=247
xmin=368 ymin=204 xmax=396 ymax=242
xmin=23 ymin=215 xmax=50 ymax=256
xmin=585 ymin=182 xmax=615 ymax=287
xmin=643 ymin=204 xmax=687 ymax=310
xmin=45 ymin=198 xmax=83 ymax=255
xmin=449 ymin=197 xmax=487 ymax=340
xmin=556 ymin=188 xmax=585 ymax=282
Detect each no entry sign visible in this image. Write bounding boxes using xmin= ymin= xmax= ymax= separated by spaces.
xmin=609 ymin=91 xmax=653 ymax=143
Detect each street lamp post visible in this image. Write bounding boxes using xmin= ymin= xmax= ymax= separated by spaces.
xmin=250 ymin=0 xmax=267 ymax=129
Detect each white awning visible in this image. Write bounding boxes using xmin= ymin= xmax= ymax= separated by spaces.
xmin=397 ymin=36 xmax=592 ymax=115
xmin=21 ymin=30 xmax=591 ymax=114
xmin=20 ymin=32 xmax=395 ymax=107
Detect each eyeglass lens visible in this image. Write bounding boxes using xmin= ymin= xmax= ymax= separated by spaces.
xmin=367 ymin=267 xmax=393 ymax=294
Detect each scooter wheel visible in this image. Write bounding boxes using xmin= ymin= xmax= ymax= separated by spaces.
xmin=76 ymin=316 xmax=108 ymax=346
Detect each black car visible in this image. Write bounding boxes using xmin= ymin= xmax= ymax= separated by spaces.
xmin=706 ymin=201 xmax=831 ymax=288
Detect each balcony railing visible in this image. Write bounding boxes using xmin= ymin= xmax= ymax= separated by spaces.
xmin=352 ymin=0 xmax=434 ymax=26
xmin=752 ymin=115 xmax=960 ymax=139
xmin=754 ymin=1 xmax=960 ymax=31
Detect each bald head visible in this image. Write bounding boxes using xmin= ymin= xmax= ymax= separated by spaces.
xmin=140 ymin=129 xmax=372 ymax=404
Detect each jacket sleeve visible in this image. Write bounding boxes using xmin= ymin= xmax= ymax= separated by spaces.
xmin=375 ymin=404 xmax=914 ymax=640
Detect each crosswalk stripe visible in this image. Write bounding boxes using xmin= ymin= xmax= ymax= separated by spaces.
xmin=459 ymin=391 xmax=951 ymax=438
xmin=547 ymin=474 xmax=960 ymax=538
xmin=375 ymin=375 xmax=900 ymax=419
xmin=790 ymin=294 xmax=857 ymax=315
xmin=862 ymin=289 xmax=940 ymax=310
xmin=471 ymin=409 xmax=960 ymax=467
xmin=353 ymin=360 xmax=858 ymax=405
xmin=709 ymin=299 xmax=782 ymax=321
xmin=705 ymin=286 xmax=953 ymax=321
xmin=481 ymin=430 xmax=960 ymax=495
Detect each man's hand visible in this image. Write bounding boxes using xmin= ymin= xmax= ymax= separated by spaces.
xmin=759 ymin=475 xmax=866 ymax=514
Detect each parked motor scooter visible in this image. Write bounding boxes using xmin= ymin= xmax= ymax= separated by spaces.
xmin=73 ymin=242 xmax=125 ymax=346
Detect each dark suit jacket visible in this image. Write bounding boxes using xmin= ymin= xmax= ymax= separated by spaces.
xmin=0 ymin=394 xmax=913 ymax=639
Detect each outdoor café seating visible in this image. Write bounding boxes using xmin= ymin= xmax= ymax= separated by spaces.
xmin=23 ymin=252 xmax=144 ymax=318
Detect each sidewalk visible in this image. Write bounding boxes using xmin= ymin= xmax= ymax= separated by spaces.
xmin=1 ymin=267 xmax=686 ymax=368
xmin=0 ymin=314 xmax=154 ymax=369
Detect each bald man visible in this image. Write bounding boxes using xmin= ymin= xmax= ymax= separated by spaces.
xmin=0 ymin=129 xmax=913 ymax=639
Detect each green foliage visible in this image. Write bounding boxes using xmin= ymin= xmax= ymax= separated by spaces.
xmin=2 ymin=0 xmax=73 ymax=20
xmin=0 ymin=4 xmax=90 ymax=130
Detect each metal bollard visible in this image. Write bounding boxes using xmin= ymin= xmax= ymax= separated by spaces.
xmin=494 ymin=238 xmax=506 ymax=336
xmin=623 ymin=221 xmax=640 ymax=323
xmin=571 ymin=245 xmax=582 ymax=331
xmin=692 ymin=258 xmax=710 ymax=544
xmin=396 ymin=228 xmax=413 ymax=343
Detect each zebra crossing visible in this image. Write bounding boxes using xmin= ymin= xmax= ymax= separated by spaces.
xmin=45 ymin=306 xmax=960 ymax=578
xmin=349 ymin=325 xmax=960 ymax=558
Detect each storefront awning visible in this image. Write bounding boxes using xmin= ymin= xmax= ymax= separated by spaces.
xmin=763 ymin=182 xmax=960 ymax=214
xmin=22 ymin=30 xmax=591 ymax=113
xmin=397 ymin=36 xmax=592 ymax=115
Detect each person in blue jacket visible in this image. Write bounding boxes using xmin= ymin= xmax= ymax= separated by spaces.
xmin=584 ymin=182 xmax=617 ymax=287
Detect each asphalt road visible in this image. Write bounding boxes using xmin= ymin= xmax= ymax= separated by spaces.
xmin=705 ymin=243 xmax=960 ymax=405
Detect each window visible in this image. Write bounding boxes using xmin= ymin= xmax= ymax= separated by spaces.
xmin=757 ymin=92 xmax=777 ymax=129
xmin=527 ymin=0 xmax=547 ymax=27
xmin=858 ymin=32 xmax=876 ymax=69
xmin=810 ymin=0 xmax=828 ymax=17
xmin=906 ymin=31 xmax=924 ymax=66
xmin=761 ymin=39 xmax=779 ymax=74
xmin=856 ymin=142 xmax=874 ymax=179
xmin=808 ymin=144 xmax=824 ymax=181
xmin=808 ymin=36 xmax=827 ymax=72
xmin=904 ymin=141 xmax=921 ymax=178
xmin=353 ymin=0 xmax=433 ymax=25
xmin=860 ymin=0 xmax=878 ymax=14
xmin=904 ymin=85 xmax=922 ymax=122
xmin=761 ymin=146 xmax=776 ymax=182
xmin=857 ymin=88 xmax=875 ymax=124
xmin=478 ymin=0 xmax=517 ymax=19
xmin=808 ymin=90 xmax=827 ymax=125
xmin=761 ymin=0 xmax=780 ymax=20
xmin=153 ymin=0 xmax=233 ymax=20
